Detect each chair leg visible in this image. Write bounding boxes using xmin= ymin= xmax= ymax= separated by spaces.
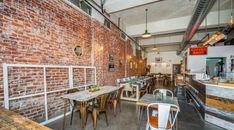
xmin=79 ymin=110 xmax=81 ymax=119
xmin=93 ymin=109 xmax=97 ymax=130
xmin=118 ymin=100 xmax=121 ymax=112
xmin=146 ymin=122 xmax=150 ymax=130
xmin=104 ymin=111 xmax=109 ymax=126
xmin=113 ymin=100 xmax=117 ymax=117
xmin=70 ymin=106 xmax=75 ymax=125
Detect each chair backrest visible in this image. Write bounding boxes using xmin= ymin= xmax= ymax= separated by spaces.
xmin=98 ymin=94 xmax=109 ymax=112
xmin=67 ymin=88 xmax=79 ymax=94
xmin=67 ymin=88 xmax=79 ymax=106
xmin=153 ymin=89 xmax=173 ymax=97
xmin=147 ymin=103 xmax=179 ymax=129
xmin=116 ymin=87 xmax=124 ymax=100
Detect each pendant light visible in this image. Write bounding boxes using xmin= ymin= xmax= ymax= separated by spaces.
xmin=229 ymin=0 xmax=234 ymax=25
xmin=142 ymin=9 xmax=151 ymax=38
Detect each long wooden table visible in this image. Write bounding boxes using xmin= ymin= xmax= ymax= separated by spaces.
xmin=136 ymin=94 xmax=180 ymax=130
xmin=0 ymin=107 xmax=51 ymax=130
xmin=61 ymin=86 xmax=121 ymax=130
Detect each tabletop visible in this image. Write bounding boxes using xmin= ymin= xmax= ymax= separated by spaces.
xmin=119 ymin=77 xmax=152 ymax=85
xmin=62 ymin=86 xmax=120 ymax=102
xmin=0 ymin=107 xmax=51 ymax=130
xmin=136 ymin=94 xmax=180 ymax=111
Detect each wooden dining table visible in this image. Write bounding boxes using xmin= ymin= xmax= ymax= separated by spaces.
xmin=136 ymin=94 xmax=180 ymax=130
xmin=0 ymin=107 xmax=51 ymax=130
xmin=61 ymin=86 xmax=121 ymax=130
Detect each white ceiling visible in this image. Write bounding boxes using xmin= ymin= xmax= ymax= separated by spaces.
xmin=95 ymin=0 xmax=233 ymax=52
xmin=106 ymin=0 xmax=231 ymax=26
xmin=108 ymin=0 xmax=197 ymax=25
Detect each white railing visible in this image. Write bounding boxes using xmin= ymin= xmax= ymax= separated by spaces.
xmin=3 ymin=63 xmax=96 ymax=124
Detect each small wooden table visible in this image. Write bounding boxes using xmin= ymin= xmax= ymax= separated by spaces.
xmin=61 ymin=86 xmax=121 ymax=130
xmin=136 ymin=94 xmax=180 ymax=130
xmin=0 ymin=107 xmax=51 ymax=130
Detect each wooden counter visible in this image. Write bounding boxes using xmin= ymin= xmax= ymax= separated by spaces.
xmin=0 ymin=107 xmax=51 ymax=130
xmin=185 ymin=74 xmax=234 ymax=130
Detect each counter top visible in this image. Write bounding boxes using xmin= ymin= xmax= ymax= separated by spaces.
xmin=0 ymin=107 xmax=51 ymax=130
xmin=198 ymin=80 xmax=234 ymax=89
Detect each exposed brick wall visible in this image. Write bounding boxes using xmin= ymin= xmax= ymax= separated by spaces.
xmin=73 ymin=68 xmax=85 ymax=87
xmin=0 ymin=0 xmax=146 ymax=122
xmin=8 ymin=67 xmax=44 ymax=98
xmin=46 ymin=68 xmax=69 ymax=91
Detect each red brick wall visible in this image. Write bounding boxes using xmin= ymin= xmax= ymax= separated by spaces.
xmin=0 ymin=0 xmax=146 ymax=121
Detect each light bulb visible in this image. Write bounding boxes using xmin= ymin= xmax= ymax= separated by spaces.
xmin=229 ymin=14 xmax=233 ymax=25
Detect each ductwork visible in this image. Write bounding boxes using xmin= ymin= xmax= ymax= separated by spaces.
xmin=178 ymin=0 xmax=216 ymax=54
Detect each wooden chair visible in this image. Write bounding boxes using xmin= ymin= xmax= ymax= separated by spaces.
xmin=109 ymin=87 xmax=124 ymax=116
xmin=87 ymin=94 xmax=109 ymax=130
xmin=67 ymin=88 xmax=80 ymax=125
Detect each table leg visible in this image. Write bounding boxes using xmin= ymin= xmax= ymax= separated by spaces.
xmin=62 ymin=99 xmax=67 ymax=130
xmin=93 ymin=108 xmax=97 ymax=130
xmin=80 ymin=102 xmax=87 ymax=129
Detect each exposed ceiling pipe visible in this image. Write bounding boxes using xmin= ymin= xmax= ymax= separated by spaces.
xmin=178 ymin=0 xmax=216 ymax=55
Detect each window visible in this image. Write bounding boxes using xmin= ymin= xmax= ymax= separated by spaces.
xmin=120 ymin=32 xmax=127 ymax=40
xmin=131 ymin=41 xmax=136 ymax=56
xmin=69 ymin=0 xmax=92 ymax=15
xmin=104 ymin=18 xmax=111 ymax=29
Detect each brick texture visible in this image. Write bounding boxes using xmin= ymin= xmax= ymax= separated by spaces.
xmin=0 ymin=0 xmax=146 ymax=122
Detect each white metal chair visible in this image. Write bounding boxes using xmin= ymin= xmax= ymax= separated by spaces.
xmin=146 ymin=103 xmax=179 ymax=130
xmin=153 ymin=89 xmax=174 ymax=97
xmin=152 ymin=89 xmax=174 ymax=117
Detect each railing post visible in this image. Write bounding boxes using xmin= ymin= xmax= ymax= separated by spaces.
xmin=69 ymin=66 xmax=73 ymax=89
xmin=43 ymin=67 xmax=48 ymax=121
xmin=3 ymin=63 xmax=9 ymax=109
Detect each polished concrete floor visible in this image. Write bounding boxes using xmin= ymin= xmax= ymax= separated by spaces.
xmin=46 ymin=80 xmax=225 ymax=130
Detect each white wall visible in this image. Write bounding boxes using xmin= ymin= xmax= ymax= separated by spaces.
xmin=187 ymin=46 xmax=234 ymax=73
xmin=147 ymin=51 xmax=182 ymax=74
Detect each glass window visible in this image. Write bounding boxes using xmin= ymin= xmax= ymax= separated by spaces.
xmin=120 ymin=32 xmax=127 ymax=40
xmin=104 ymin=19 xmax=111 ymax=29
xmin=141 ymin=51 xmax=145 ymax=59
xmin=69 ymin=0 xmax=92 ymax=15
xmin=131 ymin=41 xmax=136 ymax=56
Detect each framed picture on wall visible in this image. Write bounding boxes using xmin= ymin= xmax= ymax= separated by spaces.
xmin=155 ymin=57 xmax=162 ymax=63
xmin=109 ymin=54 xmax=114 ymax=61
xmin=108 ymin=63 xmax=115 ymax=72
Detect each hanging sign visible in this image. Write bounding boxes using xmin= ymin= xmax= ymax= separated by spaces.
xmin=189 ymin=47 xmax=207 ymax=55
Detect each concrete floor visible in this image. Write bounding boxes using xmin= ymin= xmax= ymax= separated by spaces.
xmin=46 ymin=81 xmax=225 ymax=130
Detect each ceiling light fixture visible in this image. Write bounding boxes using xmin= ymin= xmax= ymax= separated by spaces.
xmin=142 ymin=9 xmax=151 ymax=38
xmin=229 ymin=0 xmax=234 ymax=25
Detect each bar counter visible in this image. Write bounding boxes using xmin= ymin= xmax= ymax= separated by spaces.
xmin=0 ymin=107 xmax=51 ymax=130
xmin=185 ymin=74 xmax=234 ymax=130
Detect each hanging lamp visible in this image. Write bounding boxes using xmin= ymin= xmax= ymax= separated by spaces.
xmin=142 ymin=9 xmax=151 ymax=38
xmin=229 ymin=0 xmax=234 ymax=25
